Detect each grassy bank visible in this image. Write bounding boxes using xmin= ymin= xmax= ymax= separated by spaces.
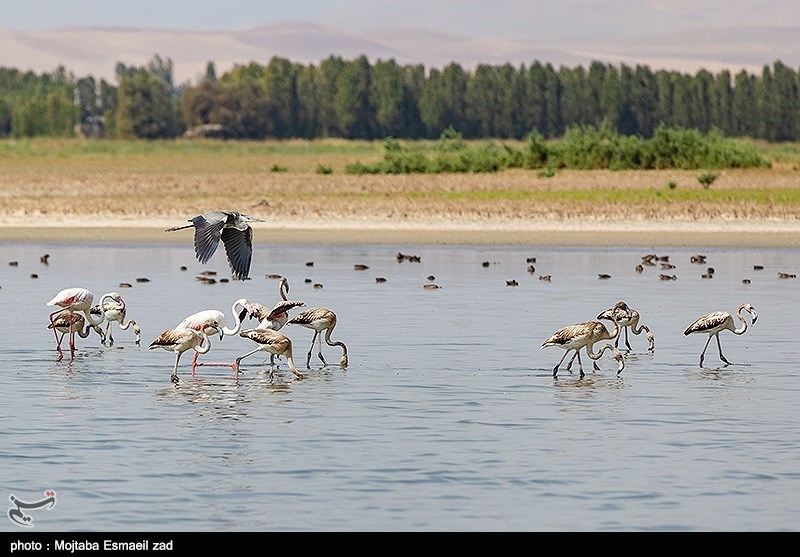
xmin=0 ymin=137 xmax=799 ymax=225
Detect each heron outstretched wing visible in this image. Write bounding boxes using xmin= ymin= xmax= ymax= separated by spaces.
xmin=191 ymin=213 xmax=227 ymax=264
xmin=221 ymin=225 xmax=254 ymax=280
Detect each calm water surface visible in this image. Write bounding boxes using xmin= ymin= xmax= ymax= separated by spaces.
xmin=1 ymin=241 xmax=799 ymax=532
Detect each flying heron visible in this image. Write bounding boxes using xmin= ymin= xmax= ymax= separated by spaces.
xmin=166 ymin=210 xmax=265 ymax=280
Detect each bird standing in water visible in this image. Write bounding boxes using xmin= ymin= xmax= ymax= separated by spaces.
xmin=684 ymin=303 xmax=758 ymax=368
xmin=149 ymin=326 xmax=220 ymax=384
xmin=596 ymin=304 xmax=654 ymax=352
xmin=48 ymin=313 xmax=105 ymax=358
xmin=236 ymin=328 xmax=304 ymax=380
xmin=47 ymin=287 xmax=105 ymax=361
xmin=287 ymin=307 xmax=349 ymax=369
xmin=91 ymin=292 xmax=141 ymax=347
xmin=166 ymin=210 xmax=265 ymax=280
xmin=542 ymin=300 xmax=632 ymax=378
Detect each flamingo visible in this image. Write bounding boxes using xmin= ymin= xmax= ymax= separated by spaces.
xmin=47 ymin=287 xmax=105 ymax=361
xmin=149 ymin=326 xmax=220 ymax=384
xmin=684 ymin=303 xmax=758 ymax=368
xmin=91 ymin=292 xmax=141 ymax=347
xmin=165 ymin=210 xmax=264 ymax=280
xmin=596 ymin=305 xmax=655 ymax=352
xmin=175 ymin=299 xmax=248 ymax=373
xmin=235 ymin=328 xmax=304 ymax=380
xmin=287 ymin=307 xmax=348 ymax=369
xmin=238 ymin=277 xmax=306 ymax=331
xmin=541 ymin=300 xmax=631 ymax=378
xmin=47 ymin=313 xmax=105 ymax=359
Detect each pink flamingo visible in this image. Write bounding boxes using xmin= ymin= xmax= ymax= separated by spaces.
xmin=47 ymin=287 xmax=105 ymax=361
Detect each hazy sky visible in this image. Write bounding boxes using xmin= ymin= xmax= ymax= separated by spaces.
xmin=5 ymin=0 xmax=800 ymax=39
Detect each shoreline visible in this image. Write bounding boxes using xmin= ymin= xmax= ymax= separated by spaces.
xmin=2 ymin=215 xmax=799 ymax=247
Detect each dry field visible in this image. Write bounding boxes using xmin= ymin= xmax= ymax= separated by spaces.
xmin=1 ymin=142 xmax=799 ymax=246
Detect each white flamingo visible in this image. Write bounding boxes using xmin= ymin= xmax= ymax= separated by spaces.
xmin=174 ymin=298 xmax=248 ymax=373
xmin=92 ymin=292 xmax=141 ymax=347
xmin=47 ymin=287 xmax=105 ymax=361
xmin=287 ymin=307 xmax=348 ymax=369
xmin=149 ymin=327 xmax=219 ymax=384
xmin=542 ymin=301 xmax=631 ymax=378
xmin=684 ymin=303 xmax=758 ymax=367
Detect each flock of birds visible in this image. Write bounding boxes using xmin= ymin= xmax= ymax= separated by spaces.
xmin=44 ymin=210 xmax=761 ymax=383
xmin=46 ymin=211 xmax=349 ymax=384
xmin=540 ymin=299 xmax=758 ymax=377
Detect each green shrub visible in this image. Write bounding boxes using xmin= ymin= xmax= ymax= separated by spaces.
xmin=697 ymin=172 xmax=718 ymax=188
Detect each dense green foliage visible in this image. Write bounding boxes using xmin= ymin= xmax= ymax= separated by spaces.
xmin=2 ymin=55 xmax=800 ymax=147
xmin=345 ymin=126 xmax=770 ymax=174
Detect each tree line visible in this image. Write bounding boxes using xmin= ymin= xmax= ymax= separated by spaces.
xmin=1 ymin=54 xmax=799 ymax=142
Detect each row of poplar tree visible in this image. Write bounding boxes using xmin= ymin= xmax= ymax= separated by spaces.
xmin=1 ymin=54 xmax=799 ymax=141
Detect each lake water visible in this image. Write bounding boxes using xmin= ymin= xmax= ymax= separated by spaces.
xmin=1 ymin=240 xmax=799 ymax=532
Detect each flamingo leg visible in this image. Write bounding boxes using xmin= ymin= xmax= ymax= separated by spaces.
xmin=171 ymin=352 xmax=182 ymax=384
xmin=49 ymin=309 xmax=67 ymax=358
xmin=68 ymin=326 xmax=77 ymax=361
xmin=553 ymin=349 xmax=574 ymax=378
xmin=234 ymin=346 xmax=265 ymax=374
xmin=716 ymin=334 xmax=732 ymax=366
xmin=575 ymin=350 xmax=585 ymax=377
xmin=54 ymin=332 xmax=66 ymax=361
xmin=316 ymin=331 xmax=328 ymax=366
xmin=623 ymin=327 xmax=632 ymax=352
xmin=699 ymin=335 xmax=713 ymax=367
xmin=305 ymin=331 xmax=319 ymax=369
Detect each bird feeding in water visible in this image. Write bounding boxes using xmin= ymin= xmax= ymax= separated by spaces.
xmin=149 ymin=326 xmax=220 ymax=384
xmin=91 ymin=292 xmax=141 ymax=346
xmin=541 ymin=300 xmax=632 ymax=378
xmin=683 ymin=303 xmax=758 ymax=368
xmin=166 ymin=210 xmax=265 ymax=280
xmin=46 ymin=287 xmax=105 ymax=361
xmin=596 ymin=304 xmax=655 ymax=352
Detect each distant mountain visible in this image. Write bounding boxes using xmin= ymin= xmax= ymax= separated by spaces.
xmin=1 ymin=21 xmax=799 ymax=84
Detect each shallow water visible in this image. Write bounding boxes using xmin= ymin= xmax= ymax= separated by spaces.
xmin=1 ymin=241 xmax=799 ymax=532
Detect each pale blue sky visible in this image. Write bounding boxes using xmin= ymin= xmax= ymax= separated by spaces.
xmin=4 ymin=0 xmax=799 ymax=39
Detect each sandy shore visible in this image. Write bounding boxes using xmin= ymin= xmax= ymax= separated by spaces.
xmin=2 ymin=214 xmax=799 ymax=247
xmin=2 ymin=166 xmax=799 ymax=247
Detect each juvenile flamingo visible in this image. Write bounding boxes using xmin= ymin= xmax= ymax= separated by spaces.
xmin=47 ymin=313 xmax=105 ymax=359
xmin=235 ymin=328 xmax=304 ymax=380
xmin=92 ymin=292 xmax=141 ymax=346
xmin=287 ymin=307 xmax=348 ymax=369
xmin=47 ymin=287 xmax=105 ymax=361
xmin=542 ymin=301 xmax=631 ymax=378
xmin=596 ymin=304 xmax=655 ymax=352
xmin=148 ymin=326 xmax=219 ymax=384
xmin=684 ymin=303 xmax=758 ymax=368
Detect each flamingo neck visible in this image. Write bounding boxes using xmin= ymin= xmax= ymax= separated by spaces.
xmin=83 ymin=309 xmax=104 ymax=327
